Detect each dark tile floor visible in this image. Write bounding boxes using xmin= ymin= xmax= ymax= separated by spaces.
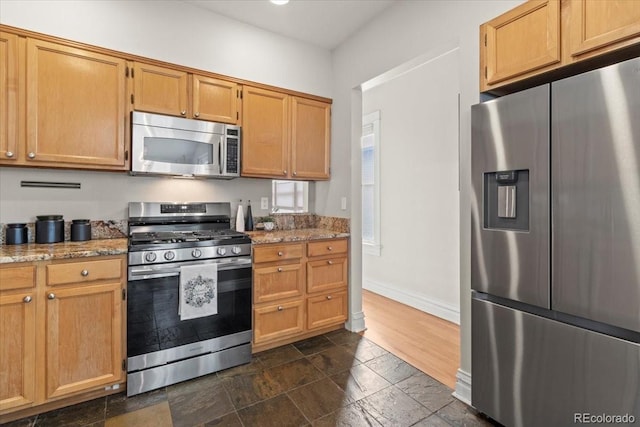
xmin=5 ymin=330 xmax=498 ymax=427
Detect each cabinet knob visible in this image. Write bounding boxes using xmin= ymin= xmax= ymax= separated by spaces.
xmin=180 ymin=110 xmax=186 ymax=116
xmin=81 ymin=269 xmax=89 ymax=277
xmin=327 ymin=246 xmax=333 ymax=251
xmin=48 ymin=293 xmax=56 ymax=300
xmin=5 ymin=151 xmax=14 ymax=158
xmin=277 ymin=267 xmax=283 ymax=272
xmin=277 ymin=251 xmax=284 ymax=256
xmin=326 ymin=295 xmax=332 ymax=300
xmin=28 ymin=152 xmax=36 ymax=159
xmin=293 ymin=171 xmax=297 ymax=176
xmin=327 ymin=260 xmax=333 ymax=265
xmin=23 ymin=296 xmax=32 ymax=303
xmin=277 ymin=305 xmax=283 ymax=311
xmin=194 ymin=112 xmax=200 ymax=118
xmin=283 ymin=170 xmax=287 ymax=175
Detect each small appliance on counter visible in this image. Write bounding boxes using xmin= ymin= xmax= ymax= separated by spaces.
xmin=35 ymin=215 xmax=64 ymax=243
xmin=71 ymin=219 xmax=91 ymax=241
xmin=5 ymin=223 xmax=28 ymax=245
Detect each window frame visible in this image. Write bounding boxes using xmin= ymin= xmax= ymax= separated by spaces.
xmin=361 ymin=110 xmax=381 ymax=256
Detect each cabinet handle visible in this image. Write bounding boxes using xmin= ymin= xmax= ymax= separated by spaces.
xmin=180 ymin=110 xmax=186 ymax=116
xmin=277 ymin=267 xmax=283 ymax=272
xmin=327 ymin=246 xmax=333 ymax=251
xmin=277 ymin=305 xmax=283 ymax=311
xmin=48 ymin=293 xmax=56 ymax=300
xmin=326 ymin=295 xmax=332 ymax=300
xmin=5 ymin=151 xmax=13 ymax=158
xmin=327 ymin=260 xmax=333 ymax=265
xmin=81 ymin=269 xmax=89 ymax=277
xmin=283 ymin=170 xmax=287 ymax=175
xmin=277 ymin=251 xmax=284 ymax=256
xmin=293 ymin=171 xmax=297 ymax=176
xmin=194 ymin=112 xmax=200 ymax=118
xmin=23 ymin=296 xmax=32 ymax=303
xmin=28 ymin=152 xmax=36 ymax=159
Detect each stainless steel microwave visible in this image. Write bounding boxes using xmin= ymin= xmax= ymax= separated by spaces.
xmin=130 ymin=111 xmax=240 ymax=179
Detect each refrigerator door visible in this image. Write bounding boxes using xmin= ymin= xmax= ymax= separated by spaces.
xmin=471 ymin=85 xmax=550 ymax=308
xmin=472 ymin=297 xmax=640 ymax=427
xmin=552 ymin=57 xmax=640 ymax=333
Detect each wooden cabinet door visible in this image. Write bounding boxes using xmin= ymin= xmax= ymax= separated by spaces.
xmin=241 ymin=86 xmax=290 ymax=178
xmin=0 ymin=32 xmax=19 ymax=164
xmin=569 ymin=0 xmax=640 ymax=57
xmin=25 ymin=39 xmax=127 ymax=169
xmin=307 ymin=256 xmax=348 ymax=294
xmin=45 ymin=282 xmax=122 ymax=400
xmin=132 ymin=62 xmax=188 ymax=117
xmin=253 ymin=243 xmax=303 ymax=264
xmin=307 ymin=289 xmax=347 ymax=330
xmin=254 ymin=263 xmax=304 ymax=304
xmin=481 ymin=0 xmax=561 ymax=89
xmin=290 ymin=97 xmax=330 ymax=180
xmin=0 ymin=291 xmax=36 ymax=412
xmin=253 ymin=299 xmax=304 ymax=344
xmin=192 ymin=75 xmax=240 ymax=124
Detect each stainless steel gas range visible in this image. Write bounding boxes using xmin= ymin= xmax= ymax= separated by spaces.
xmin=126 ymin=202 xmax=252 ymax=396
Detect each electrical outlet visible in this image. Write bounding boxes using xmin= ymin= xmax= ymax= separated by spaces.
xmin=341 ymin=197 xmax=347 ymax=210
xmin=261 ymin=197 xmax=269 ymax=210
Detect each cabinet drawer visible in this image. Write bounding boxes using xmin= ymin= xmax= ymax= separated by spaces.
xmin=307 ymin=256 xmax=348 ymax=294
xmin=307 ymin=239 xmax=347 ymax=257
xmin=0 ymin=265 xmax=36 ymax=291
xmin=47 ymin=258 xmax=123 ymax=286
xmin=253 ymin=243 xmax=303 ymax=263
xmin=254 ymin=263 xmax=304 ymax=304
xmin=253 ymin=300 xmax=304 ymax=344
xmin=307 ymin=289 xmax=348 ymax=330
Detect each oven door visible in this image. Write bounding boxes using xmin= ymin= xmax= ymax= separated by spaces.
xmin=126 ymin=258 xmax=252 ymax=371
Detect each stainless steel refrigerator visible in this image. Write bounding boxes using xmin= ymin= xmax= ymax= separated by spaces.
xmin=471 ymin=57 xmax=640 ymax=427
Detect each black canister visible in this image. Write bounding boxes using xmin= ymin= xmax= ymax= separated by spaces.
xmin=71 ymin=219 xmax=91 ymax=242
xmin=5 ymin=223 xmax=28 ymax=245
xmin=35 ymin=215 xmax=64 ymax=243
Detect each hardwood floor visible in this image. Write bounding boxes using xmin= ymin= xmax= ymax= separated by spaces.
xmin=361 ymin=289 xmax=460 ymax=389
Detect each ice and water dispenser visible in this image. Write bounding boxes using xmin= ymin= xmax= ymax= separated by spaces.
xmin=483 ymin=170 xmax=529 ymax=231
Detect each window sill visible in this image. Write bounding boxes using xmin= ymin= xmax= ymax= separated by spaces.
xmin=363 ymin=243 xmax=381 ymax=256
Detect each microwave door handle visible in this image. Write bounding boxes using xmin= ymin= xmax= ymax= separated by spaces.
xmin=218 ymin=139 xmax=223 ymax=174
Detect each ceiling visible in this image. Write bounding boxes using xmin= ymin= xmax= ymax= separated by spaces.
xmin=185 ymin=0 xmax=397 ymax=50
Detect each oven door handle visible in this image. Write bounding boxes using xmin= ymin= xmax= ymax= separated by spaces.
xmin=128 ymin=257 xmax=251 ymax=280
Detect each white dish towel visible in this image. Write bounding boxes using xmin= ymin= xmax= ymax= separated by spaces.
xmin=179 ymin=263 xmax=218 ymax=320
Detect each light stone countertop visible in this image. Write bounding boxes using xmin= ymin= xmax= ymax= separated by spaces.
xmin=247 ymin=228 xmax=350 ymax=245
xmin=0 ymin=238 xmax=128 ymax=264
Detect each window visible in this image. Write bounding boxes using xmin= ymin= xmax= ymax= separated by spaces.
xmin=272 ymin=180 xmax=309 ymax=213
xmin=362 ymin=111 xmax=381 ymax=255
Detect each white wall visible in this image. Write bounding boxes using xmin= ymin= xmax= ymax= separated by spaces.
xmin=362 ymin=47 xmax=460 ymax=324
xmin=332 ymin=0 xmax=523 ymax=402
xmin=0 ymin=0 xmax=332 ymax=223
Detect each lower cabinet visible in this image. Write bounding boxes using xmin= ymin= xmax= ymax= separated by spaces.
xmin=252 ymin=238 xmax=348 ymax=352
xmin=0 ymin=255 xmax=126 ymax=421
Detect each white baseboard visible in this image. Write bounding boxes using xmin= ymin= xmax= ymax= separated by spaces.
xmin=363 ymin=279 xmax=460 ymax=324
xmin=453 ymin=368 xmax=472 ymax=405
xmin=345 ymin=310 xmax=366 ymax=332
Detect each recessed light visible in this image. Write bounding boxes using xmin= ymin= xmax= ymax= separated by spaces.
xmin=270 ymin=0 xmax=289 ymax=5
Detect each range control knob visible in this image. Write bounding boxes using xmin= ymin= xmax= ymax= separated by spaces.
xmin=217 ymin=247 xmax=227 ymax=256
xmin=164 ymin=251 xmax=176 ymax=261
xmin=145 ymin=252 xmax=157 ymax=263
xmin=232 ymin=246 xmax=242 ymax=255
xmin=191 ymin=249 xmax=202 ymax=258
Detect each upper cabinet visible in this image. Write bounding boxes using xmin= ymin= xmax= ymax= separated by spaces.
xmin=131 ymin=62 xmax=241 ymax=124
xmin=242 ymin=86 xmax=331 ymax=180
xmin=480 ymin=0 xmax=640 ymax=93
xmin=0 ymin=32 xmax=19 ymax=163
xmin=567 ymin=0 xmax=640 ymax=59
xmin=482 ymin=0 xmax=561 ymax=88
xmin=24 ymin=39 xmax=128 ymax=169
